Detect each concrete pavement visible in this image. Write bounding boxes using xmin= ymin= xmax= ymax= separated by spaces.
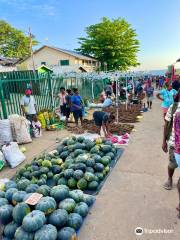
xmin=79 ymin=99 xmax=180 ymax=240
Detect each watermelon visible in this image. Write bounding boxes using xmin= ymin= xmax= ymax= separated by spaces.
xmin=86 ymin=158 xmax=95 ymax=167
xmin=60 ymin=151 xmax=69 ymax=160
xmin=64 ymin=169 xmax=74 ymax=179
xmin=35 ymin=197 xmax=56 ymax=215
xmin=69 ymin=190 xmax=84 ymax=203
xmin=15 ymin=226 xmax=34 ymax=240
xmin=0 ymin=190 xmax=5 ymax=198
xmin=17 ymin=179 xmax=30 ymax=191
xmin=84 ymin=172 xmax=95 ymax=182
xmin=57 ymin=227 xmax=76 ymax=240
xmin=48 ymin=209 xmax=68 ymax=228
xmin=36 ymin=185 xmax=51 ymax=197
xmin=37 ymin=178 xmax=46 ymax=186
xmin=74 ymin=163 xmax=86 ymax=172
xmin=95 ymin=163 xmax=104 ymax=172
xmin=67 ymin=213 xmax=83 ymax=230
xmin=59 ymin=198 xmax=76 ymax=213
xmin=74 ymin=149 xmax=84 ymax=157
xmin=77 ymin=178 xmax=88 ymax=190
xmin=5 ymin=188 xmax=18 ymax=202
xmin=5 ymin=181 xmax=17 ymax=191
xmin=86 ymin=167 xmax=94 ymax=173
xmin=88 ymin=181 xmax=98 ymax=190
xmin=51 ymin=165 xmax=61 ymax=174
xmin=74 ymin=202 xmax=89 ymax=217
xmin=13 ymin=202 xmax=31 ymax=224
xmin=77 ymin=136 xmax=85 ymax=143
xmin=34 ymin=224 xmax=57 ymax=240
xmin=40 ymin=167 xmax=49 ymax=174
xmin=42 ymin=160 xmax=52 ymax=168
xmin=50 ymin=186 xmax=69 ymax=202
xmin=12 ymin=191 xmax=26 ymax=205
xmin=67 ymin=178 xmax=77 ymax=189
xmin=95 ymin=172 xmax=104 ymax=181
xmin=83 ymin=194 xmax=95 ymax=206
xmin=3 ymin=221 xmax=19 ymax=239
xmin=0 ymin=198 xmax=9 ymax=207
xmin=100 ymin=145 xmax=112 ymax=153
xmin=58 ymin=177 xmax=68 ymax=186
xmin=0 ymin=204 xmax=13 ymax=225
xmin=25 ymin=184 xmax=39 ymax=193
xmin=22 ymin=210 xmax=46 ymax=232
xmin=106 ymin=152 xmax=115 ymax=160
xmin=100 ymin=156 xmax=110 ymax=166
xmin=73 ymin=170 xmax=84 ymax=180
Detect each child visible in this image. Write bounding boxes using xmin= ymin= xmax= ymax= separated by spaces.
xmin=32 ymin=115 xmax=42 ymax=138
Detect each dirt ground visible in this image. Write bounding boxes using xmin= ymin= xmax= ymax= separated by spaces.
xmin=1 ymin=99 xmax=180 ymax=240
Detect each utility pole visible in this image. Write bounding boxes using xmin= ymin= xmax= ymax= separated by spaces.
xmin=29 ymin=27 xmax=35 ymax=72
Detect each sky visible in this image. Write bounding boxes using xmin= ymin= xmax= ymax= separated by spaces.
xmin=0 ymin=0 xmax=180 ymax=71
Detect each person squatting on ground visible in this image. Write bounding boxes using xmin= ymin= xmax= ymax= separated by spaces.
xmin=71 ymin=88 xmax=83 ymax=127
xmin=162 ymin=90 xmax=180 ymax=202
xmin=93 ymin=111 xmax=115 ymax=138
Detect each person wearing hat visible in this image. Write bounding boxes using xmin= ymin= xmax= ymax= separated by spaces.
xmin=20 ymin=88 xmax=37 ymax=123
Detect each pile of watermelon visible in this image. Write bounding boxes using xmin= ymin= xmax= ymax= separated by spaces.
xmin=0 ymin=182 xmax=95 ymax=240
xmin=0 ymin=136 xmax=118 ymax=239
xmin=14 ymin=136 xmax=117 ymax=192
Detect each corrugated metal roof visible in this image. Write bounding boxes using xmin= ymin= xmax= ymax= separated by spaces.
xmin=48 ymin=46 xmax=96 ymax=61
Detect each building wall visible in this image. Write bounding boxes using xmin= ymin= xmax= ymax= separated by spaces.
xmin=20 ymin=46 xmax=97 ymax=72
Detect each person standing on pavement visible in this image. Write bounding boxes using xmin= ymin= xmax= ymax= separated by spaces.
xmin=144 ymin=82 xmax=154 ymax=109
xmin=162 ymin=90 xmax=180 ymax=191
xmin=58 ymin=87 xmax=67 ymax=116
xmin=156 ymin=82 xmax=177 ymax=119
xmin=71 ymin=88 xmax=83 ymax=127
xmin=65 ymin=89 xmax=72 ymax=126
xmin=20 ymin=88 xmax=37 ymax=123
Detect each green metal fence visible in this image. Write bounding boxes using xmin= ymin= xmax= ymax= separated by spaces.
xmin=0 ymin=71 xmax=106 ymax=119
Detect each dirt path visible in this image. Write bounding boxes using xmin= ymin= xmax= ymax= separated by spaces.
xmin=79 ymin=99 xmax=180 ymax=240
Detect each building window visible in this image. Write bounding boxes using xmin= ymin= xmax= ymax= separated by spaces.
xmin=41 ymin=61 xmax=46 ymax=65
xmin=60 ymin=60 xmax=69 ymax=66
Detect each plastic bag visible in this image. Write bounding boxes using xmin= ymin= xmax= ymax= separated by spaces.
xmin=2 ymin=142 xmax=26 ymax=168
xmin=48 ymin=111 xmax=55 ymax=124
xmin=0 ymin=119 xmax=13 ymax=146
xmin=9 ymin=115 xmax=32 ymax=144
xmin=37 ymin=113 xmax=46 ymax=129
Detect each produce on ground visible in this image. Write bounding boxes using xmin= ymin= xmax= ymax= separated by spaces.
xmin=0 ymin=135 xmax=120 ymax=239
xmin=0 ymin=183 xmax=95 ymax=239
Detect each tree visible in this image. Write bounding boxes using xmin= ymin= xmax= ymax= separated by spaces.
xmin=0 ymin=20 xmax=38 ymax=58
xmin=76 ymin=17 xmax=140 ymax=71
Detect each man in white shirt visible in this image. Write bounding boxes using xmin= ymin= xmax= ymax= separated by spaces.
xmin=20 ymin=89 xmax=37 ymax=123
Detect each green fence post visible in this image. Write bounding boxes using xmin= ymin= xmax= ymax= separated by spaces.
xmin=47 ymin=73 xmax=54 ymax=109
xmin=0 ymin=81 xmax=7 ymax=119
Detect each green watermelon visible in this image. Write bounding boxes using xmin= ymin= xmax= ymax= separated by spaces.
xmin=58 ymin=177 xmax=68 ymax=186
xmin=5 ymin=188 xmax=18 ymax=202
xmin=64 ymin=169 xmax=74 ymax=179
xmin=59 ymin=198 xmax=76 ymax=213
xmin=77 ymin=178 xmax=88 ymax=190
xmin=57 ymin=227 xmax=76 ymax=240
xmin=12 ymin=191 xmax=27 ymax=205
xmin=88 ymin=181 xmax=98 ymax=190
xmin=69 ymin=190 xmax=84 ymax=203
xmin=84 ymin=172 xmax=95 ymax=182
xmin=67 ymin=178 xmax=77 ymax=189
xmin=13 ymin=202 xmax=31 ymax=224
xmin=22 ymin=210 xmax=46 ymax=232
xmin=50 ymin=186 xmax=69 ymax=202
xmin=74 ymin=202 xmax=89 ymax=217
xmin=83 ymin=194 xmax=95 ymax=206
xmin=34 ymin=224 xmax=57 ymax=240
xmin=0 ymin=204 xmax=13 ymax=225
xmin=35 ymin=197 xmax=56 ymax=215
xmin=15 ymin=226 xmax=34 ymax=240
xmin=17 ymin=179 xmax=30 ymax=191
xmin=36 ymin=185 xmax=51 ymax=197
xmin=48 ymin=209 xmax=68 ymax=228
xmin=67 ymin=213 xmax=83 ymax=230
xmin=3 ymin=221 xmax=19 ymax=239
xmin=73 ymin=170 xmax=84 ymax=180
xmin=25 ymin=184 xmax=39 ymax=193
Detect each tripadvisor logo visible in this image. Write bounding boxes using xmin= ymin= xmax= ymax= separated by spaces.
xmin=135 ymin=227 xmax=144 ymax=236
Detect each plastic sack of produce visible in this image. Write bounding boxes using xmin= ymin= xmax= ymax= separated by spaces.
xmin=43 ymin=111 xmax=50 ymax=126
xmin=37 ymin=113 xmax=46 ymax=129
xmin=8 ymin=114 xmax=19 ymax=140
xmin=0 ymin=119 xmax=13 ymax=146
xmin=0 ymin=151 xmax=5 ymax=170
xmin=48 ymin=111 xmax=55 ymax=124
xmin=9 ymin=115 xmax=32 ymax=144
xmin=2 ymin=142 xmax=26 ymax=168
